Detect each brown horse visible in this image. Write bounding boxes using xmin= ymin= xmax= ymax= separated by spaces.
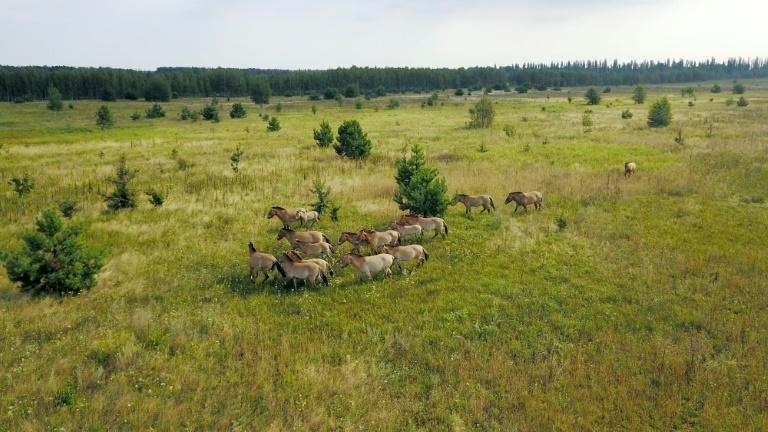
xmin=504 ymin=191 xmax=543 ymax=212
xmin=624 ymin=162 xmax=637 ymax=177
xmin=267 ymin=206 xmax=306 ymax=229
xmin=397 ymin=215 xmax=448 ymax=239
xmin=356 ymin=229 xmax=400 ymax=253
xmin=338 ymin=231 xmax=367 ymax=254
xmin=248 ymin=242 xmax=286 ymax=282
xmin=452 ymin=194 xmax=495 ymax=216
xmin=276 ymin=228 xmax=330 ymax=247
xmin=280 ymin=252 xmax=328 ymax=289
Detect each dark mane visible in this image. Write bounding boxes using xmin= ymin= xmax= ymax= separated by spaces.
xmin=271 ymin=206 xmax=285 ymax=210
xmin=457 ymin=193 xmax=468 ymax=197
xmin=280 ymin=227 xmax=295 ymax=232
xmin=248 ymin=242 xmax=256 ymax=254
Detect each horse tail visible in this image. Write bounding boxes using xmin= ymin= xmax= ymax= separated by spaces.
xmin=489 ymin=197 xmax=496 ymax=210
xmin=272 ymin=261 xmax=287 ymax=278
xmin=423 ymin=249 xmax=429 ymax=261
xmin=321 ymin=272 xmax=329 ymax=285
xmin=443 ymin=221 xmax=448 ymax=236
xmin=322 ymin=234 xmax=331 ymax=243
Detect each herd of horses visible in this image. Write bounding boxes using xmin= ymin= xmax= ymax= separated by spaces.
xmin=250 ymin=162 xmax=637 ymax=288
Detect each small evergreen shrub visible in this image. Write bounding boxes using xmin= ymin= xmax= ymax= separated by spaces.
xmin=393 ymin=144 xmax=449 ymax=217
xmin=266 ymin=117 xmax=281 ymax=131
xmin=732 ymin=83 xmax=745 ymax=94
xmin=313 ymin=120 xmax=334 ymax=148
xmin=387 ymin=98 xmax=400 ymax=109
xmin=647 ymin=97 xmax=672 ymax=128
xmin=621 ymin=109 xmax=633 ymax=119
xmin=632 ymin=86 xmax=646 ymax=104
xmin=145 ymin=103 xmax=165 ymax=119
xmin=230 ymin=145 xmax=244 ymax=172
xmin=104 ymin=155 xmax=136 ymax=211
xmin=58 ymin=200 xmax=79 ymax=218
xmin=9 ymin=174 xmax=34 ymax=197
xmin=334 ymin=120 xmax=371 ymax=159
xmin=46 ymin=85 xmax=63 ymax=111
xmin=229 ymin=103 xmax=247 ymax=119
xmin=2 ymin=209 xmax=105 ymax=296
xmin=145 ymin=190 xmax=165 ymax=207
xmin=96 ymin=105 xmax=114 ymax=130
xmin=737 ymin=97 xmax=749 ymax=107
xmin=201 ymin=101 xmax=220 ymax=122
xmin=584 ymin=88 xmax=601 ymax=105
xmin=710 ymin=84 xmax=721 ymax=93
xmin=130 ymin=112 xmax=141 ymax=121
xmin=468 ymin=97 xmax=494 ymax=129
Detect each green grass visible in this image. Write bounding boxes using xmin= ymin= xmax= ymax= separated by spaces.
xmin=1 ymin=83 xmax=767 ymax=430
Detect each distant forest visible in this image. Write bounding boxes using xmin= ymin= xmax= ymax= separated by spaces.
xmin=2 ymin=58 xmax=767 ymax=101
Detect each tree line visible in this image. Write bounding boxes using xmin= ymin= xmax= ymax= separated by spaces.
xmin=2 ymin=58 xmax=768 ymax=101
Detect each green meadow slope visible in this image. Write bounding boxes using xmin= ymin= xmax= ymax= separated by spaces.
xmin=1 ymin=83 xmax=767 ymax=430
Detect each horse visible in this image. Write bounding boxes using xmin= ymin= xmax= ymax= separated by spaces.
xmin=276 ymin=227 xmax=330 ymax=248
xmin=292 ymin=239 xmax=333 ymax=257
xmin=624 ymin=162 xmax=637 ymax=177
xmin=287 ymin=250 xmax=333 ymax=277
xmin=452 ymin=194 xmax=495 ymax=216
xmin=338 ymin=231 xmax=367 ymax=254
xmin=504 ymin=191 xmax=543 ymax=212
xmin=267 ymin=206 xmax=306 ymax=229
xmin=339 ymin=253 xmax=395 ymax=280
xmin=389 ymin=222 xmax=423 ymax=242
xmin=248 ymin=242 xmax=286 ymax=282
xmin=280 ymin=252 xmax=328 ymax=289
xmin=381 ymin=245 xmax=428 ymax=271
xmin=297 ymin=210 xmax=320 ymax=227
xmin=397 ymin=215 xmax=448 ymax=239
xmin=356 ymin=229 xmax=400 ymax=253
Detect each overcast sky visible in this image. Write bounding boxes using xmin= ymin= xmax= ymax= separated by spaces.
xmin=2 ymin=0 xmax=766 ymax=70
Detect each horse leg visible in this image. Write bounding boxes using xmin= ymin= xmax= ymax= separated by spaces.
xmin=514 ymin=203 xmax=519 ymax=213
xmin=292 ymin=278 xmax=298 ymax=290
xmin=432 ymin=229 xmax=439 ymax=239
xmin=262 ymin=271 xmax=270 ymax=282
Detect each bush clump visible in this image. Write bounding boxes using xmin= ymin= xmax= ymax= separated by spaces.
xmin=145 ymin=103 xmax=165 ymax=119
xmin=1 ymin=209 xmax=105 ymax=296
xmin=334 ymin=120 xmax=371 ymax=159
xmin=647 ymin=97 xmax=672 ymax=128
xmin=46 ymin=85 xmax=63 ymax=111
xmin=632 ymin=86 xmax=646 ymax=104
xmin=266 ymin=116 xmax=281 ymax=131
xmin=584 ymin=87 xmax=601 ymax=105
xmin=393 ymin=144 xmax=449 ymax=217
xmin=621 ymin=109 xmax=633 ymax=119
xmin=313 ymin=120 xmax=334 ymax=148
xmin=468 ymin=96 xmax=494 ymax=129
xmin=9 ymin=174 xmax=34 ymax=197
xmin=104 ymin=155 xmax=136 ymax=211
xmin=145 ymin=190 xmax=165 ymax=207
xmin=96 ymin=105 xmax=114 ymax=130
xmin=229 ymin=103 xmax=247 ymax=119
xmin=737 ymin=97 xmax=749 ymax=107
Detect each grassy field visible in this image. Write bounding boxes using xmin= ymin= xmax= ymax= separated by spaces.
xmin=1 ymin=82 xmax=767 ymax=431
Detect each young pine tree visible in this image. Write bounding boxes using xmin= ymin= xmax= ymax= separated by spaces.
xmin=334 ymin=120 xmax=371 ymax=159
xmin=2 ymin=209 xmax=105 ymax=296
xmin=104 ymin=155 xmax=136 ymax=211
xmin=393 ymin=144 xmax=449 ymax=217
xmin=46 ymin=85 xmax=63 ymax=111
xmin=313 ymin=120 xmax=334 ymax=148
xmin=647 ymin=97 xmax=672 ymax=128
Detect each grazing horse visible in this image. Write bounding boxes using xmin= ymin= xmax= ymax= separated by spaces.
xmin=504 ymin=191 xmax=543 ymax=212
xmin=297 ymin=210 xmax=320 ymax=227
xmin=356 ymin=229 xmax=400 ymax=253
xmin=276 ymin=227 xmax=330 ymax=248
xmin=624 ymin=162 xmax=637 ymax=177
xmin=381 ymin=245 xmax=428 ymax=271
xmin=287 ymin=250 xmax=333 ymax=277
xmin=292 ymin=239 xmax=333 ymax=257
xmin=452 ymin=194 xmax=495 ymax=216
xmin=280 ymin=252 xmax=328 ymax=289
xmin=338 ymin=231 xmax=367 ymax=254
xmin=339 ymin=253 xmax=395 ymax=280
xmin=267 ymin=206 xmax=306 ymax=229
xmin=389 ymin=223 xmax=423 ymax=242
xmin=248 ymin=242 xmax=286 ymax=282
xmin=397 ymin=215 xmax=448 ymax=239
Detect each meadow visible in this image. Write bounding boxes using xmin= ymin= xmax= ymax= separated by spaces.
xmin=1 ymin=82 xmax=767 ymax=431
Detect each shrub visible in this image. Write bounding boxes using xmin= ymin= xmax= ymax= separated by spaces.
xmin=323 ymin=88 xmax=339 ymax=100
xmin=104 ymin=155 xmax=136 ymax=211
xmin=393 ymin=144 xmax=449 ymax=217
xmin=130 ymin=111 xmax=141 ymax=121
xmin=556 ymin=213 xmax=568 ymax=231
xmin=144 ymin=76 xmax=171 ymax=102
xmin=313 ymin=120 xmax=334 ymax=148
xmin=584 ymin=87 xmax=601 ymax=105
xmin=334 ymin=120 xmax=371 ymax=159
xmin=229 ymin=103 xmax=247 ymax=119
xmin=454 ymin=88 xmax=465 ymax=96
xmin=58 ymin=200 xmax=79 ymax=218
xmin=725 ymin=98 xmax=735 ymax=106
xmin=145 ymin=190 xmax=165 ymax=207
xmin=9 ymin=174 xmax=34 ymax=197
xmin=647 ymin=97 xmax=672 ymax=128
xmin=710 ymin=84 xmax=721 ymax=93
xmin=96 ymin=105 xmax=114 ymax=130
xmin=621 ymin=109 xmax=633 ymax=119
xmin=201 ymin=101 xmax=220 ymax=122
xmin=343 ymin=84 xmax=360 ymax=98
xmin=503 ymin=124 xmax=516 ymax=138
xmin=46 ymin=85 xmax=63 ymax=111
xmin=275 ymin=102 xmax=283 ymax=113
xmin=2 ymin=209 xmax=105 ymax=296
xmin=674 ymin=128 xmax=685 ymax=145
xmin=230 ymin=145 xmax=244 ymax=172
xmin=737 ymin=97 xmax=749 ymax=107
xmin=311 ymin=104 xmax=317 ymax=115
xmin=179 ymin=106 xmax=193 ymax=120
xmin=145 ymin=103 xmax=165 ymax=119
xmin=681 ymin=87 xmax=695 ymax=97
xmin=688 ymin=101 xmax=694 ymax=107
xmin=732 ymin=83 xmax=745 ymax=94
xmin=100 ymin=86 xmax=117 ymax=101
xmin=632 ymin=86 xmax=646 ymax=104
xmin=309 ymin=178 xmax=332 ymax=214
xmin=582 ymin=112 xmax=593 ymax=131
xmin=567 ymin=96 xmax=573 ymax=103
xmin=54 ymin=381 xmax=78 ymax=406
xmin=426 ymin=93 xmax=439 ymax=107
xmin=468 ymin=96 xmax=495 ymax=129
xmin=387 ymin=98 xmax=400 ymax=109
xmin=124 ymin=90 xmax=139 ymax=100
xmin=355 ymin=100 xmax=364 ymax=109
xmin=250 ymin=79 xmax=271 ymax=105
xmin=266 ymin=117 xmax=281 ymax=131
